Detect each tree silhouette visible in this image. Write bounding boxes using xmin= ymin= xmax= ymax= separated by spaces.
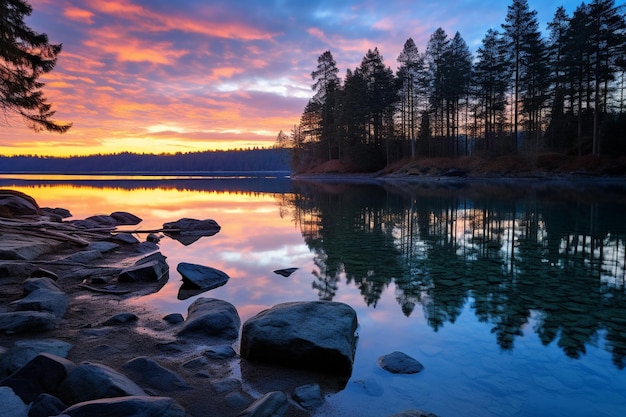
xmin=0 ymin=0 xmax=71 ymax=132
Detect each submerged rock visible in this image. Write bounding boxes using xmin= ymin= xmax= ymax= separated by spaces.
xmin=240 ymin=301 xmax=358 ymax=375
xmin=377 ymin=351 xmax=424 ymax=374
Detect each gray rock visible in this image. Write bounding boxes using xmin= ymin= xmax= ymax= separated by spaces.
xmin=293 ymin=383 xmax=324 ymax=409
xmin=61 ymin=250 xmax=103 ymax=264
xmin=0 ymin=339 xmax=72 ymax=376
xmin=146 ymin=233 xmax=161 ymax=243
xmin=29 ymin=268 xmax=59 ymax=281
xmin=112 ymin=233 xmax=140 ymax=244
xmin=177 ymin=298 xmax=240 ymax=340
xmin=163 ymin=313 xmax=184 ymax=324
xmin=0 ymin=236 xmax=62 ymax=261
xmin=387 ymin=410 xmax=440 ymax=417
xmin=118 ymin=252 xmax=168 ymax=282
xmin=40 ymin=207 xmax=72 ymax=218
xmin=240 ymin=301 xmax=358 ymax=375
xmin=377 ymin=351 xmax=424 ymax=374
xmin=238 ymin=391 xmax=288 ymax=417
xmin=57 ymin=362 xmax=147 ymax=404
xmin=0 ymin=311 xmax=57 ymax=333
xmin=86 ymin=242 xmax=119 ymax=253
xmin=211 ymin=377 xmax=242 ymax=394
xmin=136 ymin=241 xmax=159 ymax=253
xmin=9 ymin=280 xmax=69 ymax=318
xmin=177 ymin=262 xmax=229 ymax=291
xmin=203 ymin=344 xmax=236 ymax=360
xmin=85 ymin=214 xmax=117 ymax=227
xmin=28 ymin=393 xmax=67 ymax=417
xmin=162 ymin=218 xmax=221 ymax=246
xmin=0 ymin=190 xmax=40 ymax=216
xmin=101 ymin=312 xmax=138 ymax=326
xmin=22 ymin=277 xmax=61 ymax=294
xmin=0 ymin=386 xmax=28 ymax=417
xmin=60 ymin=396 xmax=186 ymax=417
xmin=122 ymin=357 xmax=192 ymax=392
xmin=0 ymin=353 xmax=76 ymax=403
xmin=110 ymin=211 xmax=142 ymax=225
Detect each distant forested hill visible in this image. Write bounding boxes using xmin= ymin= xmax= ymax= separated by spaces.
xmin=0 ymin=148 xmax=291 ymax=173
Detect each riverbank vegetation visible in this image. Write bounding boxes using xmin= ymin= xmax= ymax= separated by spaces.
xmin=281 ymin=0 xmax=626 ymax=174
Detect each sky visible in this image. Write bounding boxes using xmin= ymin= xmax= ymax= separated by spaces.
xmin=0 ymin=0 xmax=607 ymax=157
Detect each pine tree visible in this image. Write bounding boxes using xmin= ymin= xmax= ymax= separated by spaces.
xmin=396 ymin=38 xmax=425 ymax=157
xmin=0 ymin=0 xmax=71 ymax=132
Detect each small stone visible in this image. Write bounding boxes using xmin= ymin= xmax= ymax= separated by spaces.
xmin=377 ymin=351 xmax=424 ymax=374
xmin=163 ymin=313 xmax=184 ymax=324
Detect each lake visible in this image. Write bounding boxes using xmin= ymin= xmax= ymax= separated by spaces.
xmin=1 ymin=174 xmax=626 ymax=417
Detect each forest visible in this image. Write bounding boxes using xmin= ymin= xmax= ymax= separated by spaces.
xmin=282 ymin=0 xmax=626 ymax=173
xmin=0 ymin=148 xmax=290 ymax=173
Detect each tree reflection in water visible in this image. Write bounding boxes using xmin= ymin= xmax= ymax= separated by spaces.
xmin=281 ymin=180 xmax=626 ymax=369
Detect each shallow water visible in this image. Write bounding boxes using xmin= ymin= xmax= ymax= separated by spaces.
xmin=3 ymin=175 xmax=626 ymax=417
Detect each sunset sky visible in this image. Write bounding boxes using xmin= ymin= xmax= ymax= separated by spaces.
xmin=1 ymin=0 xmax=598 ymax=156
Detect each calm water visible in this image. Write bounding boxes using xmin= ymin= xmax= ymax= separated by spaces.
xmin=2 ymin=174 xmax=626 ymax=417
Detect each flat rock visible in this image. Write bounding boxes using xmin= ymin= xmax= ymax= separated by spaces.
xmin=110 ymin=211 xmax=142 ymax=225
xmin=122 ymin=357 xmax=192 ymax=392
xmin=0 ymin=338 xmax=72 ymax=376
xmin=377 ymin=351 xmax=424 ymax=374
xmin=60 ymin=395 xmax=186 ymax=417
xmin=162 ymin=218 xmax=221 ymax=246
xmin=0 ymin=311 xmax=57 ymax=333
xmin=0 ymin=386 xmax=28 ymax=417
xmin=0 ymin=234 xmax=63 ymax=261
xmin=176 ymin=262 xmax=229 ymax=299
xmin=238 ymin=391 xmax=288 ymax=417
xmin=240 ymin=301 xmax=358 ymax=375
xmin=60 ymin=250 xmax=103 ymax=264
xmin=292 ymin=383 xmax=324 ymax=409
xmin=57 ymin=361 xmax=147 ymax=404
xmin=9 ymin=279 xmax=69 ymax=318
xmin=177 ymin=298 xmax=240 ymax=340
xmin=112 ymin=232 xmax=140 ymax=244
xmin=0 ymin=352 xmax=76 ymax=403
xmin=86 ymin=241 xmax=119 ymax=253
xmin=203 ymin=344 xmax=237 ymax=360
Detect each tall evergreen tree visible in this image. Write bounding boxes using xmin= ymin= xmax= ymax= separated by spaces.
xmin=502 ymin=0 xmax=541 ymax=152
xmin=311 ymin=51 xmax=341 ymax=160
xmin=397 ymin=38 xmax=425 ymax=157
xmin=473 ymin=29 xmax=510 ymax=153
xmin=425 ymin=28 xmax=450 ymax=140
xmin=0 ymin=0 xmax=71 ymax=132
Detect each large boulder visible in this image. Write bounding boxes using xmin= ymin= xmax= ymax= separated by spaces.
xmin=177 ymin=298 xmax=240 ymax=340
xmin=56 ymin=361 xmax=147 ymax=404
xmin=240 ymin=301 xmax=358 ymax=375
xmin=0 ymin=353 xmax=76 ymax=403
xmin=0 ymin=189 xmax=40 ymax=216
xmin=60 ymin=396 xmax=186 ymax=417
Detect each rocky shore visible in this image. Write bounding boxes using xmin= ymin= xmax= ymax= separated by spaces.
xmin=0 ymin=190 xmax=435 ymax=417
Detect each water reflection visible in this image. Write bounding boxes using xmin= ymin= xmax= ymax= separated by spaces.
xmin=285 ymin=180 xmax=626 ymax=368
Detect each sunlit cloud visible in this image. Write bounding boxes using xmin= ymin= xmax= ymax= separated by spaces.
xmin=3 ymin=0 xmax=586 ymax=157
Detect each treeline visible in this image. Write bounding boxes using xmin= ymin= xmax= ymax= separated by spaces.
xmin=0 ymin=148 xmax=290 ymax=173
xmin=282 ymin=0 xmax=626 ymax=172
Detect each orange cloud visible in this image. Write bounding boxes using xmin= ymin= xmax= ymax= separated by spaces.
xmin=63 ymin=6 xmax=95 ymax=24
